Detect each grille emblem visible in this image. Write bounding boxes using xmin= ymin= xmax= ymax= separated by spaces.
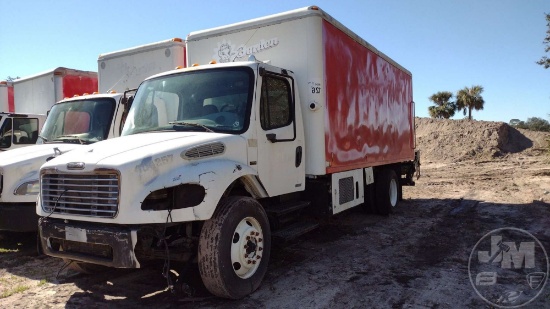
xmin=67 ymin=162 xmax=85 ymax=170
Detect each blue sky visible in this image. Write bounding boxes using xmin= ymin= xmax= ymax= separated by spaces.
xmin=1 ymin=0 xmax=548 ymax=122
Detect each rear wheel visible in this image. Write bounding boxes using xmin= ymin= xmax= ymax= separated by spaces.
xmin=198 ymin=196 xmax=271 ymax=299
xmin=375 ymin=169 xmax=399 ymax=215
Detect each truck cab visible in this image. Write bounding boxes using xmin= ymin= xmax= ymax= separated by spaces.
xmin=38 ymin=60 xmax=304 ymax=297
xmin=0 ymin=113 xmax=46 ymax=151
xmin=0 ymin=92 xmax=129 ymax=231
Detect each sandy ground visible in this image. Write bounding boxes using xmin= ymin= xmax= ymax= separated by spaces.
xmin=0 ymin=118 xmax=549 ymax=308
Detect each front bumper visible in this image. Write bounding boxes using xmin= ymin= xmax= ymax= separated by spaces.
xmin=0 ymin=202 xmax=39 ymax=232
xmin=38 ymin=218 xmax=140 ymax=268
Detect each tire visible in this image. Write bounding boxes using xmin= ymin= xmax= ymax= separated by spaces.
xmin=198 ymin=196 xmax=271 ymax=299
xmin=63 ymin=259 xmax=109 ymax=274
xmin=375 ymin=169 xmax=399 ymax=215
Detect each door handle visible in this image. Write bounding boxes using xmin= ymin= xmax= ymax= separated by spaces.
xmin=295 ymin=146 xmax=302 ymax=167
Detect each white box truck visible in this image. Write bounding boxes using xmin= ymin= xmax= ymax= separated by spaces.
xmin=37 ymin=7 xmax=419 ymax=299
xmin=0 ymin=38 xmax=186 ymax=232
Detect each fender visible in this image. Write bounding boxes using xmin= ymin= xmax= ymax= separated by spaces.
xmin=129 ymin=159 xmax=267 ymax=223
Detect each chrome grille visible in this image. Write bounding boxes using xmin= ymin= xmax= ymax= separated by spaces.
xmin=41 ymin=172 xmax=119 ymax=218
xmin=183 ymin=142 xmax=225 ymax=159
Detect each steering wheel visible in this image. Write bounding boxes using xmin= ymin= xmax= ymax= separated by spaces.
xmin=220 ymin=105 xmax=237 ymax=113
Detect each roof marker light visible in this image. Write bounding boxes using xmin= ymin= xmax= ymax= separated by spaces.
xmin=175 ymin=66 xmax=184 ymax=69
xmin=172 ymin=38 xmax=183 ymax=42
xmin=192 ymin=63 xmax=200 ymax=67
xmin=209 ymin=60 xmax=217 ymax=64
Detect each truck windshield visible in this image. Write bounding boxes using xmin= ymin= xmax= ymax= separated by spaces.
xmin=37 ymin=98 xmax=116 ymax=145
xmin=121 ymin=68 xmax=253 ymax=136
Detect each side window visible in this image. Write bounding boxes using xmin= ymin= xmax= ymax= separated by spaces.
xmin=260 ymin=75 xmax=292 ymax=130
xmin=0 ymin=118 xmax=13 ymax=148
xmin=13 ymin=118 xmax=39 ymax=144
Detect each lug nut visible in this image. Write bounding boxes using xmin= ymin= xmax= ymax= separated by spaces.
xmin=258 ymin=238 xmax=263 ymax=242
xmin=259 ymin=247 xmax=263 ymax=251
xmin=244 ymin=245 xmax=248 ymax=249
xmin=256 ymin=255 xmax=261 ymax=259
xmin=246 ymin=236 xmax=250 ymax=240
xmin=247 ymin=260 xmax=252 ymax=264
xmin=252 ymin=260 xmax=256 ymax=264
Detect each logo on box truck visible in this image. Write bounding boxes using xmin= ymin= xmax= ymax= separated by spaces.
xmin=214 ymin=38 xmax=279 ymax=63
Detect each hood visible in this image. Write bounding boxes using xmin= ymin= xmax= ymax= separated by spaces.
xmin=0 ymin=144 xmax=82 ymax=168
xmin=43 ymin=132 xmax=244 ymax=171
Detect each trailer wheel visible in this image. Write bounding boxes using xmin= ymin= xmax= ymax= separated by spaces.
xmin=375 ymin=169 xmax=399 ymax=215
xmin=198 ymin=196 xmax=271 ymax=299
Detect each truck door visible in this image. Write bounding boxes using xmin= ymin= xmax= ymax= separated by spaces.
xmin=255 ymin=68 xmax=305 ymax=196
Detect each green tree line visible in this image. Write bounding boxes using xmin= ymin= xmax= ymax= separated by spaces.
xmin=510 ymin=116 xmax=550 ymax=132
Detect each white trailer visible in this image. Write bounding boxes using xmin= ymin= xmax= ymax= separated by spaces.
xmin=37 ymin=6 xmax=418 ymax=299
xmin=99 ymin=38 xmax=186 ymax=93
xmin=0 ymin=38 xmax=186 ymax=232
xmin=13 ymin=67 xmax=98 ymax=114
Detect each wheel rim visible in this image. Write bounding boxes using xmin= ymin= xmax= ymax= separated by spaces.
xmin=389 ymin=178 xmax=398 ymax=207
xmin=230 ymin=216 xmax=264 ymax=279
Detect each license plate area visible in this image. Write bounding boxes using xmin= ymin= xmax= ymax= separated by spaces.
xmin=65 ymin=226 xmax=88 ymax=242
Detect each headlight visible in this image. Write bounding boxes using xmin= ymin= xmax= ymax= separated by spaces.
xmin=14 ymin=180 xmax=40 ymax=195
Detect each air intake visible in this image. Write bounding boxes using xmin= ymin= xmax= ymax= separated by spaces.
xmin=182 ymin=142 xmax=225 ymax=159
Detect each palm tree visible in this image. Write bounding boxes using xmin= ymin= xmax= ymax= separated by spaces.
xmin=428 ymin=91 xmax=456 ymax=119
xmin=456 ymin=85 xmax=485 ymax=120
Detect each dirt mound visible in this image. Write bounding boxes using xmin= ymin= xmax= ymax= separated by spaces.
xmin=415 ymin=117 xmax=549 ymax=163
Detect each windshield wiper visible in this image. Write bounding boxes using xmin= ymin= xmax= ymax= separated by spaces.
xmin=52 ymin=135 xmax=88 ymax=145
xmin=168 ymin=121 xmax=214 ymax=132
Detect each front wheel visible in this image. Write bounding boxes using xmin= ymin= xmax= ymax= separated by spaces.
xmin=198 ymin=196 xmax=271 ymax=299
